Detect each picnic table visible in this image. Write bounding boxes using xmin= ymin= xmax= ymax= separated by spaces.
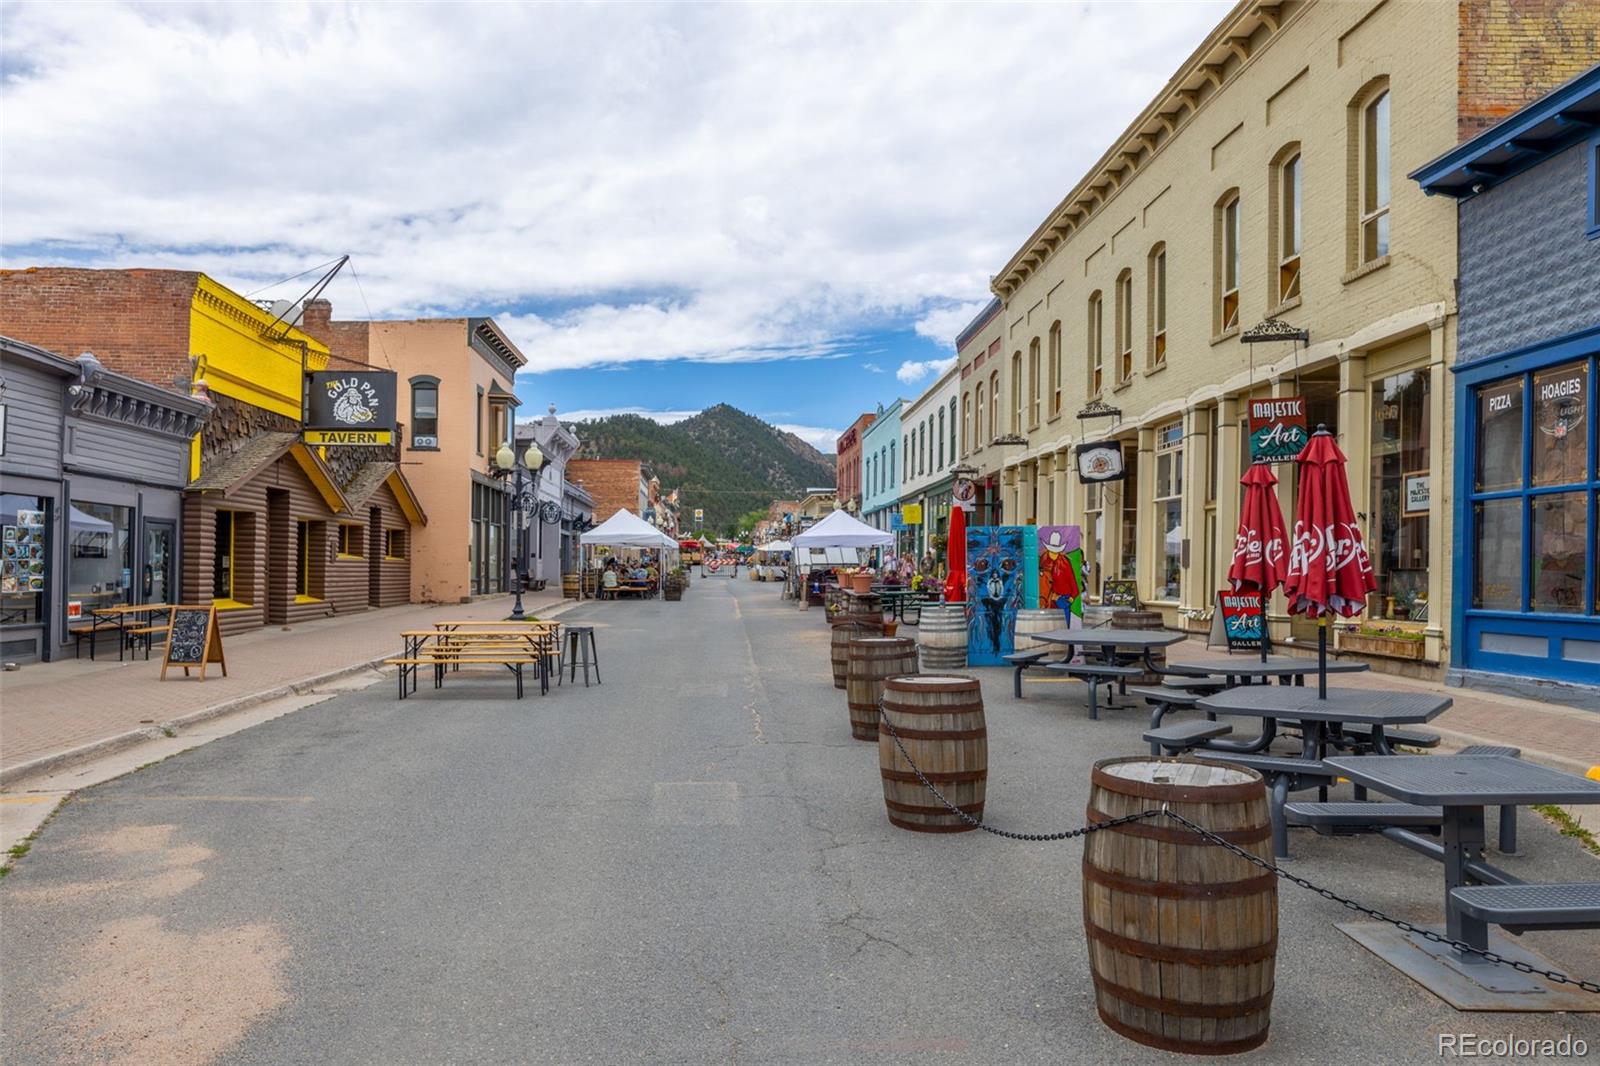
xmin=392 ymin=622 xmax=560 ymax=699
xmin=1163 ymin=655 xmax=1370 ymax=687
xmin=1028 ymin=628 xmax=1188 ymax=717
xmin=74 ymin=603 xmax=172 ymax=661
xmin=1325 ymin=754 xmax=1600 ymax=1008
xmin=1195 ymin=685 xmax=1450 ymax=759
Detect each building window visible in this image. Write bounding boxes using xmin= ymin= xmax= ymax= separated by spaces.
xmin=937 ymin=407 xmax=946 ymax=469
xmin=1147 ymin=246 xmax=1166 ymax=368
xmin=1216 ymin=191 xmax=1241 ymax=333
xmin=918 ymin=423 xmax=927 ymax=476
xmin=903 ymin=434 xmax=910 ymax=480
xmin=1011 ymin=351 xmax=1023 ymax=432
xmin=962 ymin=393 xmax=972 ymax=455
xmin=1369 ymin=369 xmax=1430 ymax=620
xmin=476 ymin=386 xmax=485 ymax=455
xmin=988 ymin=371 xmax=1000 ymax=442
xmin=68 ymin=501 xmax=133 ymax=611
xmin=889 ymin=441 xmax=896 ymax=487
xmin=1155 ymin=423 xmax=1183 ymax=601
xmin=973 ymin=385 xmax=984 ymax=449
xmin=410 ymin=377 xmax=440 ymax=449
xmin=948 ymin=398 xmax=956 ymax=464
xmin=1028 ymin=338 xmax=1041 ymax=426
xmin=337 ymin=523 xmax=363 ymax=558
xmin=1358 ymin=87 xmax=1391 ymax=265
xmin=1085 ymin=482 xmax=1104 ymax=587
xmin=1088 ymin=291 xmax=1104 ymax=395
xmin=0 ymin=495 xmax=48 ymax=625
xmin=1277 ymin=152 xmax=1302 ymax=303
xmin=1115 ymin=269 xmax=1134 ymax=384
xmin=1048 ymin=322 xmax=1063 ymax=414
xmin=295 ymin=520 xmax=311 ymax=599
xmin=1120 ymin=442 xmax=1139 ymax=580
xmin=385 ymin=529 xmax=406 ymax=560
xmin=1588 ymin=136 xmax=1600 ymax=238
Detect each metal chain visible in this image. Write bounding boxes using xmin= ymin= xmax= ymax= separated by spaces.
xmin=1161 ymin=808 xmax=1600 ymax=995
xmin=875 ymin=698 xmax=1598 ymax=994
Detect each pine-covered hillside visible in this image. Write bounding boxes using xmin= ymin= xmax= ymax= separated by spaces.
xmin=564 ymin=404 xmax=835 ymax=534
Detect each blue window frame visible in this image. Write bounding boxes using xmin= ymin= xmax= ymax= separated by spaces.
xmin=1454 ymin=328 xmax=1599 ymax=682
xmin=1588 ymin=134 xmax=1600 ymax=240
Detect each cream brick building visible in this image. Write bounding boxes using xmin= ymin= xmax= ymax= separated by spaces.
xmin=968 ymin=0 xmax=1597 ymax=676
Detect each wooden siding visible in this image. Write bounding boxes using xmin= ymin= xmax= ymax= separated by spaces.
xmin=0 ymin=360 xmax=66 ymax=480
xmin=64 ymin=418 xmax=189 ymax=490
xmin=368 ymin=481 xmax=412 ymax=609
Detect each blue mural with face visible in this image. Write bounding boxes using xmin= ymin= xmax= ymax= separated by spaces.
xmin=965 ymin=525 xmax=1024 ymax=666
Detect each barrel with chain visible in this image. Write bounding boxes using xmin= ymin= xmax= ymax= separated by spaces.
xmin=845 ymin=636 xmax=917 ymax=741
xmin=877 ymin=675 xmax=987 ymax=832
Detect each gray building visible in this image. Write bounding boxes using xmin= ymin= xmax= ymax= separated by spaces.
xmin=1412 ymin=63 xmax=1600 ymax=701
xmin=517 ymin=405 xmax=594 ymax=589
xmin=1 ymin=337 xmax=210 ymax=661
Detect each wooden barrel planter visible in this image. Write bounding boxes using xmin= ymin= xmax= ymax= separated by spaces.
xmin=877 ymin=675 xmax=986 ymax=833
xmin=562 ymin=572 xmax=581 ymax=600
xmin=917 ymin=604 xmax=968 ymax=670
xmin=845 ymin=636 xmax=918 ymax=741
xmin=836 ymin=591 xmax=883 ymax=631
xmin=1013 ymin=607 xmax=1067 ymax=654
xmin=1083 ymin=757 xmax=1277 ymax=1056
xmin=829 ymin=619 xmax=882 ymax=688
xmin=1118 ymin=610 xmax=1169 ymax=684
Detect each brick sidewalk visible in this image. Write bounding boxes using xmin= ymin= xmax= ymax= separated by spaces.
xmin=0 ymin=592 xmax=573 ymax=777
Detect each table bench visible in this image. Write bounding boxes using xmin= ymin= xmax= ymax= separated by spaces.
xmin=1002 ymin=650 xmax=1052 ymax=698
xmin=1042 ymin=662 xmax=1144 ymax=720
xmin=1142 ymin=719 xmax=1232 ymax=756
xmin=1449 ymin=883 xmax=1600 ymax=932
xmin=1284 ymin=801 xmax=1443 ymax=835
xmin=1202 ymin=751 xmax=1341 ymax=859
xmin=385 ymin=653 xmax=536 ymax=699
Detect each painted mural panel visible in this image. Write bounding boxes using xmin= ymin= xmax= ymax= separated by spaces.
xmin=966 ymin=525 xmax=1024 ymax=666
xmin=1038 ymin=525 xmax=1086 ymax=621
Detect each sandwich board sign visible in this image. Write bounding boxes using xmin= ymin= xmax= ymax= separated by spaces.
xmin=160 ymin=604 xmax=228 ymax=680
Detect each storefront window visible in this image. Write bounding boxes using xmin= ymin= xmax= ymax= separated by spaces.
xmin=1531 ymin=493 xmax=1587 ymax=614
xmin=1119 ymin=443 xmax=1138 ymax=580
xmin=1472 ymin=499 xmax=1521 ymax=611
xmin=67 ymin=501 xmax=132 ymax=613
xmin=1155 ymin=423 xmax=1183 ymax=600
xmin=1531 ymin=361 xmax=1588 ymax=488
xmin=214 ymin=510 xmax=237 ymax=601
xmin=1 ymin=495 xmax=49 ymax=626
xmin=1369 ymin=371 xmax=1430 ymax=620
xmin=1084 ymin=483 xmax=1102 ymax=587
xmin=1476 ymin=378 xmax=1523 ymax=491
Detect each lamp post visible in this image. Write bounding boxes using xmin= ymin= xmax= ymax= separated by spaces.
xmin=495 ymin=440 xmax=545 ymax=620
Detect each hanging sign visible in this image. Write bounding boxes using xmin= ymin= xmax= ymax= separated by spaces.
xmin=304 ymin=371 xmax=397 ymax=445
xmin=1102 ymin=578 xmax=1138 ymax=607
xmin=952 ymin=477 xmax=977 ymax=512
xmin=160 ymin=604 xmax=228 ymax=680
xmin=1248 ymin=396 xmax=1308 ymax=464
xmin=1076 ymin=441 xmax=1127 ymax=484
xmin=1217 ymin=590 xmax=1266 ymax=652
xmin=901 ymin=503 xmax=923 ymax=525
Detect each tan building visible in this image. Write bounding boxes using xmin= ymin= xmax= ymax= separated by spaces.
xmin=304 ymin=302 xmax=525 ymax=604
xmin=955 ymin=298 xmax=1005 ymax=523
xmin=977 ymin=0 xmax=1596 ymax=674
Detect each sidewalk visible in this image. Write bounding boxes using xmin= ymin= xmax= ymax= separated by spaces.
xmin=0 ymin=591 xmax=575 ymax=781
xmin=1164 ymin=636 xmax=1600 ymax=774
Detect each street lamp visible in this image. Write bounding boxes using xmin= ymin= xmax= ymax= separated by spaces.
xmin=495 ymin=440 xmax=545 ymax=619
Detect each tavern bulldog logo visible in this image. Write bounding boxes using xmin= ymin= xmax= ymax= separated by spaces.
xmin=325 ymin=377 xmax=380 ymax=425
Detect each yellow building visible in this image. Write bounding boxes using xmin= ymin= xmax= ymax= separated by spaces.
xmin=972 ymin=0 xmax=1597 ymax=675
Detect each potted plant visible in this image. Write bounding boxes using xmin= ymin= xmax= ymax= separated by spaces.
xmin=1338 ymin=622 xmax=1425 ymax=660
xmin=664 ymin=566 xmax=685 ymax=601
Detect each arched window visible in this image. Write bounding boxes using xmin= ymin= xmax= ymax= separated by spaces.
xmin=1353 ymin=80 xmax=1391 ymax=266
xmin=1115 ymin=269 xmax=1134 ymax=384
xmin=1087 ymin=292 xmax=1104 ymax=395
xmin=1215 ymin=189 xmax=1241 ymax=333
xmin=1271 ymin=146 xmax=1302 ymax=304
xmin=963 ymin=392 xmax=973 ymax=456
xmin=1028 ymin=338 xmax=1042 ymax=426
xmin=989 ymin=370 xmax=1000 ymax=443
xmin=974 ymin=382 xmax=985 ymax=447
xmin=948 ymin=397 xmax=957 ymax=462
xmin=937 ymin=405 xmax=946 ymax=469
xmin=1011 ymin=351 xmax=1023 ymax=432
xmin=409 ymin=375 xmax=440 ymax=449
xmin=889 ymin=441 xmax=896 ymax=487
xmin=1147 ymin=244 xmax=1167 ymax=368
xmin=1048 ymin=322 xmax=1062 ymax=416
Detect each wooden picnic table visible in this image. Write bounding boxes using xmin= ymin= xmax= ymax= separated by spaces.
xmin=396 ymin=627 xmax=560 ymax=698
xmin=76 ymin=603 xmax=172 ymax=661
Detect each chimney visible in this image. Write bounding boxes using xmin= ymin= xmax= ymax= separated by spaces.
xmin=301 ymin=298 xmax=332 ymax=340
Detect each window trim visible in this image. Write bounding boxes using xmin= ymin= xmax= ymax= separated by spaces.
xmin=385 ymin=528 xmax=407 ymax=561
xmin=337 ymin=522 xmax=364 ymax=560
xmin=1027 ymin=338 xmax=1042 ymax=427
xmin=409 ymin=374 xmax=441 ymax=452
xmin=213 ymin=508 xmax=245 ymax=607
xmin=1087 ymin=290 xmax=1104 ymax=396
xmin=1274 ymin=148 xmax=1303 ymax=305
xmin=1011 ymin=350 xmax=1023 ymax=432
xmin=1048 ymin=321 xmax=1063 ymax=415
xmin=1115 ymin=269 xmax=1134 ymax=385
xmin=1216 ymin=191 xmax=1242 ymax=335
xmin=1147 ymin=246 xmax=1167 ymax=369
xmin=1349 ymin=78 xmax=1392 ymax=270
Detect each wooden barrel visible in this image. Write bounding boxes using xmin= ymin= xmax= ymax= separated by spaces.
xmin=845 ymin=636 xmax=918 ymax=742
xmin=877 ymin=675 xmax=986 ymax=833
xmin=837 ymin=591 xmax=884 ymax=631
xmin=917 ymin=604 xmax=968 ymax=670
xmin=1014 ymin=607 xmax=1067 ymax=654
xmin=1082 ymin=757 xmax=1277 ymax=1056
xmin=829 ymin=619 xmax=881 ymax=688
xmin=1118 ymin=610 xmax=1169 ymax=683
xmin=562 ymin=572 xmax=580 ymax=600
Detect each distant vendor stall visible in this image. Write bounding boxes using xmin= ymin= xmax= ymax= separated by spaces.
xmin=578 ymin=509 xmax=679 ymax=598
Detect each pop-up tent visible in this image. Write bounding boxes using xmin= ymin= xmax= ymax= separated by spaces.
xmin=578 ymin=509 xmax=679 ymax=595
xmin=792 ymin=509 xmax=893 ymax=549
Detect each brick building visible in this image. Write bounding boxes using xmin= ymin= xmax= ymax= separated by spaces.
xmin=566 ymin=459 xmax=648 ymax=525
xmin=834 ymin=413 xmax=874 ymax=514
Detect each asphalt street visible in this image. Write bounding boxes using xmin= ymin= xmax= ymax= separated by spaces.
xmin=3 ymin=573 xmax=1597 ymax=1064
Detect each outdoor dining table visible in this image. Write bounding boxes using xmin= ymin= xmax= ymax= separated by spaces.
xmin=80 ymin=603 xmax=172 ymax=661
xmin=399 ymin=626 xmax=558 ymax=696
xmin=1163 ymin=654 xmax=1370 ymax=687
xmin=1195 ymin=685 xmax=1451 ymax=758
xmin=1323 ymin=754 xmax=1600 ymax=1009
xmin=1031 ymin=627 xmax=1187 ymax=668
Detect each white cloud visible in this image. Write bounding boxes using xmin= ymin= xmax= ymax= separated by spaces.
xmin=913 ymin=301 xmax=994 ymax=347
xmin=555 ymin=408 xmax=699 ymax=425
xmin=0 ymin=2 xmax=1231 ymax=373
xmin=776 ymin=424 xmax=844 ymax=454
xmin=896 ymin=357 xmax=956 ymax=385
xmin=862 ymin=362 xmax=885 ymax=374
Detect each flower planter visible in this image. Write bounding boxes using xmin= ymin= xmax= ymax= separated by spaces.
xmin=847 ymin=573 xmax=874 ymax=595
xmin=1339 ymin=631 xmax=1425 ymax=660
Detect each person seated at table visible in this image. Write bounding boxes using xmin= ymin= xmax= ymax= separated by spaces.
xmin=601 ymin=563 xmax=620 ymax=598
xmin=629 ymin=564 xmax=648 ymax=582
xmin=646 ymin=563 xmax=659 ymax=584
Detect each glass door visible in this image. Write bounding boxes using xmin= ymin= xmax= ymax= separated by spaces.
xmin=143 ymin=520 xmax=175 ymax=605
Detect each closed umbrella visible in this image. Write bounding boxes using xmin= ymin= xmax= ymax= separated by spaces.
xmin=1284 ymin=427 xmax=1377 ymax=697
xmin=1228 ymin=463 xmax=1289 ymax=662
xmin=943 ymin=502 xmax=967 ymax=604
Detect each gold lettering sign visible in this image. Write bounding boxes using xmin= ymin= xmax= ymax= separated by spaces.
xmin=303 ymin=429 xmax=394 ymax=446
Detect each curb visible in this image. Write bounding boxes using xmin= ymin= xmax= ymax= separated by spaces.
xmin=0 ymin=598 xmax=582 ymax=789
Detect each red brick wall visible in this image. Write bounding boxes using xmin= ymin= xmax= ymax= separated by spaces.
xmin=0 ymin=268 xmax=199 ymax=392
xmin=300 ymin=299 xmax=372 ymax=367
xmin=834 ymin=412 xmax=875 ymax=508
xmin=1458 ymin=0 xmax=1600 ymax=141
xmin=567 ymin=459 xmax=644 ymax=521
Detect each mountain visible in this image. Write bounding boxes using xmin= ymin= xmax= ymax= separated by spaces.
xmin=564 ymin=404 xmax=835 ymax=534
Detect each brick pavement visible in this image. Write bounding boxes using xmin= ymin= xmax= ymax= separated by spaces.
xmin=0 ymin=592 xmax=572 ymax=776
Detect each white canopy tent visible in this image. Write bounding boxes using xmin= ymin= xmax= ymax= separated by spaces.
xmin=757 ymin=539 xmax=792 ymax=553
xmin=578 ymin=509 xmax=679 ymax=596
xmin=791 ymin=509 xmax=893 ymax=549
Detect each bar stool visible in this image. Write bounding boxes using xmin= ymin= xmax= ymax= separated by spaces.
xmin=565 ymin=625 xmax=600 ymax=686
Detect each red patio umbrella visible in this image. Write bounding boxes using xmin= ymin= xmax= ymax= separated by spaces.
xmin=1228 ymin=463 xmax=1289 ymax=662
xmin=1284 ymin=427 xmax=1376 ymax=696
xmin=943 ymin=502 xmax=967 ymax=604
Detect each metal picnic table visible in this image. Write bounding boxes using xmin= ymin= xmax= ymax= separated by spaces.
xmin=1324 ymin=754 xmax=1600 ymax=1010
xmin=1030 ymin=629 xmax=1189 ymax=713
xmin=1195 ymin=685 xmax=1451 ymax=759
xmin=1163 ymin=654 xmax=1370 ymax=687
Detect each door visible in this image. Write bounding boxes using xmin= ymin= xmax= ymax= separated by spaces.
xmin=142 ymin=520 xmax=175 ymax=605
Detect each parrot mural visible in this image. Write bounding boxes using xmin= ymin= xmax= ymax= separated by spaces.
xmin=965 ymin=525 xmax=1024 ymax=666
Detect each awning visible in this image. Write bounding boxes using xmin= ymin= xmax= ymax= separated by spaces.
xmin=579 ymin=508 xmax=678 ymax=549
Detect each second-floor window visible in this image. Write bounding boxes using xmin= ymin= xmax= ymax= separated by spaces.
xmin=989 ymin=371 xmax=999 ymax=443
xmin=1011 ymin=351 xmax=1023 ymax=432
xmin=1116 ymin=269 xmax=1134 ymax=384
xmin=1028 ymin=339 xmax=1041 ymax=426
xmin=974 ymin=383 xmax=985 ymax=446
xmin=1279 ymin=152 xmax=1302 ymax=302
xmin=1360 ymin=90 xmax=1391 ymax=264
xmin=1088 ymin=291 xmax=1104 ymax=395
xmin=410 ymin=378 xmax=439 ymax=448
xmin=963 ymin=392 xmax=973 ymax=455
xmin=1149 ymin=245 xmax=1167 ymax=368
xmin=1218 ymin=192 xmax=1241 ymax=332
xmin=1048 ymin=322 xmax=1062 ymax=415
xmin=938 ymin=406 xmax=946 ymax=469
xmin=947 ymin=398 xmax=956 ymax=463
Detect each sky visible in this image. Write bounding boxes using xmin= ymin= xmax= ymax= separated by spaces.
xmin=0 ymin=1 xmax=1230 ymax=454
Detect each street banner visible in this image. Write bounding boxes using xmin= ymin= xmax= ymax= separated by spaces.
xmin=1248 ymin=396 xmax=1308 ymax=464
xmin=305 ymin=371 xmax=397 ymax=445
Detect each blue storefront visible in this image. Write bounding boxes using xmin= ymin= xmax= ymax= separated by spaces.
xmin=1413 ymin=65 xmax=1600 ymax=696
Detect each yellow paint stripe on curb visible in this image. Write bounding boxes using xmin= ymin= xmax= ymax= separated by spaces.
xmin=0 ymin=795 xmax=58 ymax=804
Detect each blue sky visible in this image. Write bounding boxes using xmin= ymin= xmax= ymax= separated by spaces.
xmin=0 ymin=1 xmax=1230 ymax=453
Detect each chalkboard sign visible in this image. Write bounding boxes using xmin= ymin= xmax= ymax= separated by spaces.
xmin=1217 ymin=590 xmax=1268 ymax=652
xmin=1101 ymin=579 xmax=1138 ymax=608
xmin=160 ymin=605 xmax=227 ymax=680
